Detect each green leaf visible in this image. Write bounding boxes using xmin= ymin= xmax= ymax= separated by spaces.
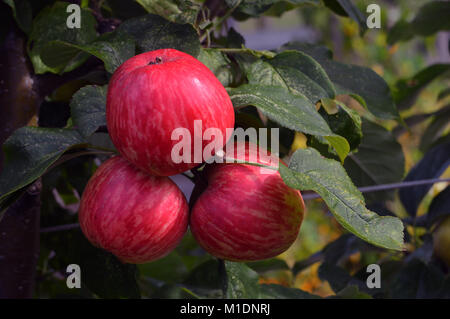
xmin=389 ymin=258 xmax=446 ymax=298
xmin=68 ymin=231 xmax=140 ymax=298
xmin=394 ymin=64 xmax=450 ymax=110
xmin=198 ymin=48 xmax=235 ymax=87
xmin=136 ymin=0 xmax=201 ymax=24
xmin=335 ymin=285 xmax=372 ymax=299
xmin=259 ymin=284 xmax=320 ymax=299
xmin=226 ymin=0 xmax=277 ymax=16
xmin=28 ymin=1 xmax=98 ymax=74
xmin=344 ymin=120 xmax=405 ymax=203
xmin=227 ymin=0 xmax=318 ymax=17
xmin=280 ymin=42 xmax=399 ymax=120
xmin=225 ymin=261 xmax=260 ymax=299
xmin=437 ymin=88 xmax=450 ymax=102
xmin=0 ymin=127 xmax=85 ymax=202
xmin=41 ymin=31 xmax=135 ymax=74
xmin=322 ymin=0 xmax=367 ymax=35
xmin=150 ymin=284 xmax=200 ymax=298
xmin=116 ymin=13 xmax=201 ymax=57
xmin=318 ymin=262 xmax=354 ymax=293
xmin=3 ymin=0 xmax=32 ymax=34
xmin=228 ymin=84 xmax=349 ymax=162
xmin=246 ymin=259 xmax=290 ymax=273
xmin=419 ymin=104 xmax=450 ymax=152
xmin=105 ymin=0 xmax=148 ymax=20
xmin=246 ymin=50 xmax=335 ymax=103
xmin=264 ymin=0 xmax=320 ymax=17
xmin=399 ymin=142 xmax=450 ymax=217
xmin=320 ymin=99 xmax=362 ymax=151
xmin=387 ymin=1 xmax=450 ymax=44
xmin=426 ymin=187 xmax=450 ymax=228
xmin=183 ymin=260 xmax=223 ymax=292
xmin=70 ymin=85 xmax=107 ymax=138
xmin=279 ymin=148 xmax=404 ymax=250
xmin=138 ymin=251 xmax=189 ymax=284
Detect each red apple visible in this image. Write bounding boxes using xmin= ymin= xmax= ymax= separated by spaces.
xmin=78 ymin=156 xmax=189 ymax=264
xmin=189 ymin=142 xmax=305 ymax=261
xmin=106 ymin=48 xmax=235 ymax=176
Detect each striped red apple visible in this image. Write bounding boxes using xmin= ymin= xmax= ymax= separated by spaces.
xmin=78 ymin=156 xmax=189 ymax=264
xmin=189 ymin=142 xmax=305 ymax=261
xmin=106 ymin=48 xmax=235 ymax=176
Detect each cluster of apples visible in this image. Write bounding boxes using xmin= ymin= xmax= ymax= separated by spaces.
xmin=78 ymin=49 xmax=305 ymax=263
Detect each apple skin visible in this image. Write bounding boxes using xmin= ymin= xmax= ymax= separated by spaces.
xmin=189 ymin=142 xmax=305 ymax=261
xmin=78 ymin=156 xmax=189 ymax=264
xmin=433 ymin=216 xmax=450 ymax=267
xmin=106 ymin=48 xmax=235 ymax=176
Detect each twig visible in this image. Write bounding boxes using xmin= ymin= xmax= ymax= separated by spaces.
xmin=301 ymin=177 xmax=450 ymax=200
xmin=40 ymin=223 xmax=80 ymax=233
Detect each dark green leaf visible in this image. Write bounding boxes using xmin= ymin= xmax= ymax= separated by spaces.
xmin=138 ymin=251 xmax=189 ymax=284
xmin=280 ymin=148 xmax=404 ymax=250
xmin=68 ymin=231 xmax=140 ymax=298
xmin=426 ymin=187 xmax=450 ymax=228
xmin=394 ymin=64 xmax=450 ymax=110
xmin=227 ymin=0 xmax=318 ymax=17
xmin=198 ymin=48 xmax=235 ymax=87
xmin=389 ymin=258 xmax=445 ymax=298
xmin=86 ymin=133 xmax=116 ymax=152
xmin=183 ymin=260 xmax=222 ymax=291
xmin=259 ymin=284 xmax=320 ymax=299
xmin=320 ymin=234 xmax=367 ymax=265
xmin=105 ymin=0 xmax=148 ymax=20
xmin=3 ymin=0 xmax=32 ymax=33
xmin=318 ymin=262 xmax=354 ymax=293
xmin=226 ymin=0 xmax=276 ymax=16
xmin=405 ymin=235 xmax=434 ymax=264
xmin=320 ymin=99 xmax=362 ymax=151
xmin=41 ymin=32 xmax=135 ymax=74
xmin=280 ymin=42 xmax=399 ymax=120
xmin=437 ymin=88 xmax=450 ymax=101
xmin=150 ymin=284 xmax=200 ymax=298
xmin=70 ymin=85 xmax=107 ymax=138
xmin=399 ymin=142 xmax=450 ymax=216
xmin=225 ymin=261 xmax=260 ymax=299
xmin=28 ymin=1 xmax=98 ymax=74
xmin=246 ymin=50 xmax=336 ymax=103
xmin=334 ymin=285 xmax=372 ymax=299
xmin=136 ymin=0 xmax=201 ymax=24
xmin=392 ymin=105 xmax=450 ymax=138
xmin=228 ymin=84 xmax=349 ymax=161
xmin=246 ymin=259 xmax=290 ymax=273
xmin=0 ymin=127 xmax=85 ymax=202
xmin=387 ymin=1 xmax=450 ymax=44
xmin=323 ymin=0 xmax=367 ymax=35
xmin=116 ymin=13 xmax=200 ymax=57
xmin=419 ymin=104 xmax=450 ymax=152
xmin=344 ymin=120 xmax=405 ymax=203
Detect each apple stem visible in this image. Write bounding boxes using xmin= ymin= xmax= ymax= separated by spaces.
xmin=148 ymin=57 xmax=163 ymax=65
